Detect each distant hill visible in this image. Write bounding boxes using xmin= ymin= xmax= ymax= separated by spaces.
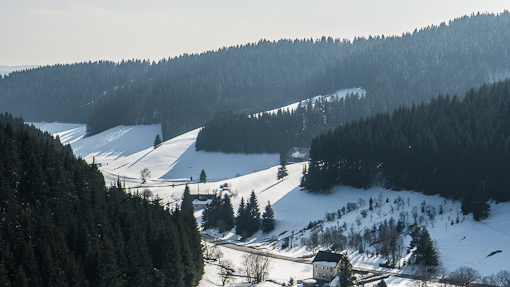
xmin=196 ymin=12 xmax=510 ymax=155
xmin=1 ymin=12 xmax=510 ymax=142
xmin=0 ymin=40 xmax=368 ymax=140
xmin=0 ymin=65 xmax=37 ymax=76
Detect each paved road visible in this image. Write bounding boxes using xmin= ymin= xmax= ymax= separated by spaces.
xmin=202 ymin=235 xmax=484 ymax=287
xmin=202 ymin=235 xmax=313 ymax=264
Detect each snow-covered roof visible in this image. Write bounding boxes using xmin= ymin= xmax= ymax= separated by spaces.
xmin=287 ymin=147 xmax=310 ymax=160
xmin=292 ymin=150 xmax=306 ymax=158
xmin=312 ymin=251 xmax=345 ymax=265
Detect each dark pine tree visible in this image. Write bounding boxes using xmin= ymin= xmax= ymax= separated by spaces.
xmin=235 ymin=198 xmax=247 ymax=239
xmin=246 ymin=191 xmax=261 ymax=237
xmin=201 ymin=194 xmax=221 ymax=230
xmin=277 ymin=162 xmax=289 ymax=181
xmin=200 ymin=169 xmax=207 ymax=183
xmin=261 ymin=201 xmax=276 ymax=234
xmin=415 ymin=227 xmax=439 ymax=268
xmin=154 ymin=134 xmax=162 ymax=149
xmin=219 ymin=194 xmax=235 ymax=232
xmin=181 ymin=184 xmax=194 ymax=214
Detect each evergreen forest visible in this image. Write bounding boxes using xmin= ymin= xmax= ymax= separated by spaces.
xmin=0 ymin=39 xmax=364 ymax=140
xmin=1 ymin=12 xmax=509 ymax=142
xmin=196 ymin=12 xmax=510 ymax=154
xmin=0 ymin=113 xmax=203 ymax=286
xmin=195 ymin=92 xmax=366 ymax=154
xmin=301 ymin=79 xmax=510 ymax=220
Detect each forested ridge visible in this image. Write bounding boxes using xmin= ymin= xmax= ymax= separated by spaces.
xmin=320 ymin=11 xmax=510 ymax=107
xmin=301 ymin=79 xmax=510 ymax=220
xmin=0 ymin=113 xmax=203 ymax=286
xmin=195 ymin=92 xmax=366 ymax=154
xmin=0 ymin=61 xmax=150 ymax=124
xmin=0 ymin=38 xmax=370 ymax=140
xmin=2 ymin=12 xmax=509 ymax=142
xmin=87 ymin=37 xmax=364 ymax=140
xmin=196 ymin=12 xmax=510 ymax=154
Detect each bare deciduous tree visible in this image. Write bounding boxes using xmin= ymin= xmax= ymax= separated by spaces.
xmin=202 ymin=242 xmax=223 ymax=261
xmin=140 ymin=167 xmax=151 ymax=183
xmin=483 ymin=270 xmax=510 ymax=287
xmin=218 ymin=259 xmax=235 ymax=286
xmin=449 ymin=266 xmax=481 ymax=285
xmin=242 ymin=253 xmax=272 ymax=283
xmin=305 ymin=229 xmax=320 ymax=254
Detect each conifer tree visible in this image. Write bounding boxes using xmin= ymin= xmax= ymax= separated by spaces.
xmin=414 ymin=227 xmax=439 ymax=268
xmin=246 ymin=191 xmax=261 ymax=237
xmin=261 ymin=201 xmax=276 ymax=234
xmin=154 ymin=134 xmax=162 ymax=149
xmin=181 ymin=184 xmax=194 ymax=214
xmin=300 ymin=164 xmax=308 ymax=188
xmin=277 ymin=162 xmax=289 ymax=181
xmin=235 ymin=198 xmax=247 ymax=237
xmin=202 ymin=193 xmax=234 ymax=233
xmin=202 ymin=194 xmax=221 ymax=230
xmin=219 ymin=194 xmax=235 ymax=232
xmin=200 ymin=169 xmax=207 ymax=183
xmin=338 ymin=255 xmax=353 ymax=287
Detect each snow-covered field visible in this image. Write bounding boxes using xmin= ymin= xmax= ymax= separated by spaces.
xmin=33 ymin=103 xmax=510 ymax=286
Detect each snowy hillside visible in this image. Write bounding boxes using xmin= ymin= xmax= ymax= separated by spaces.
xmin=33 ymin=93 xmax=510 ymax=285
xmin=255 ymin=88 xmax=366 ymax=118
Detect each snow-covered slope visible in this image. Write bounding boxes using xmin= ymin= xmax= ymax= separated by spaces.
xmin=34 ymin=120 xmax=510 ymax=278
xmin=261 ymin=88 xmax=366 ymax=115
xmin=34 ymin=89 xmax=510 ymax=283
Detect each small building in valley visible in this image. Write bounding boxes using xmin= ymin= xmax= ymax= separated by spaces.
xmin=312 ymin=251 xmax=352 ymax=283
xmin=286 ymin=147 xmax=311 ymax=163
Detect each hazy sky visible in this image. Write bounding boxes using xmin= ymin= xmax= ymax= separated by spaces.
xmin=1 ymin=0 xmax=509 ymax=66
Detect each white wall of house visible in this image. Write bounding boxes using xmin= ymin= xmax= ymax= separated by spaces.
xmin=313 ymin=263 xmax=337 ymax=281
